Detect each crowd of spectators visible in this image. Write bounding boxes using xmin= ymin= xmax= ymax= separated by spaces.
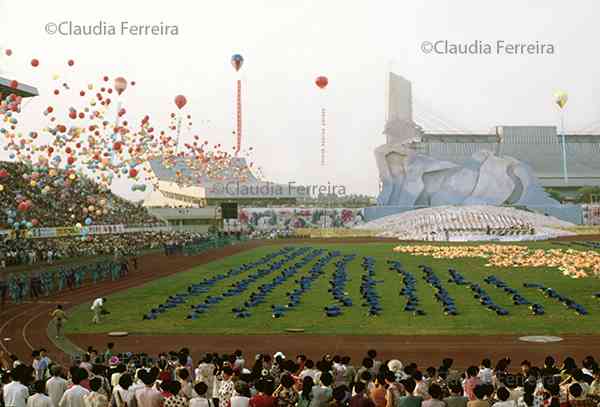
xmin=0 ymin=232 xmax=210 ymax=269
xmin=0 ymin=162 xmax=158 ymax=229
xmin=1 ymin=348 xmax=599 ymax=407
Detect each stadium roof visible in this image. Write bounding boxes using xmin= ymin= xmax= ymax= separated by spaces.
xmin=417 ymin=126 xmax=600 ymax=188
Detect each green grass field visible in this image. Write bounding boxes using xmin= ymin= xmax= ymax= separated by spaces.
xmin=64 ymin=242 xmax=600 ymax=336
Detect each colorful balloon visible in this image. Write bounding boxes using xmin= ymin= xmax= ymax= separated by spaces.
xmin=174 ymin=95 xmax=187 ymax=110
xmin=114 ymin=77 xmax=128 ymax=95
xmin=315 ymin=76 xmax=328 ymax=89
xmin=231 ymin=54 xmax=244 ymax=71
xmin=555 ymin=91 xmax=568 ymax=109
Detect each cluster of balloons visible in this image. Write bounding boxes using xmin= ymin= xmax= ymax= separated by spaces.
xmin=1 ymin=49 xmax=264 ymax=229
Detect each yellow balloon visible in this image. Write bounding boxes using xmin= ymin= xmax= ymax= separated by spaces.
xmin=52 ymin=74 xmax=60 ymax=80
xmin=554 ymin=91 xmax=568 ymax=109
xmin=69 ymin=174 xmax=76 ymax=180
xmin=0 ymin=185 xmax=4 ymax=192
xmin=30 ymin=180 xmax=37 ymax=187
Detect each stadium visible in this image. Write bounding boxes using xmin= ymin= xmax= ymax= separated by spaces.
xmin=2 ymin=25 xmax=600 ymax=407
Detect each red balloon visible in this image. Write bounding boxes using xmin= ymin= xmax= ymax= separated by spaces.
xmin=69 ymin=111 xmax=77 ymax=119
xmin=174 ymin=95 xmax=187 ymax=110
xmin=67 ymin=156 xmax=76 ymax=165
xmin=31 ymin=59 xmax=39 ymax=67
xmin=315 ymin=76 xmax=328 ymax=89
xmin=68 ymin=59 xmax=75 ymax=66
xmin=4 ymin=49 xmax=12 ymax=56
xmin=0 ymin=169 xmax=8 ymax=178
xmin=129 ymin=168 xmax=138 ymax=177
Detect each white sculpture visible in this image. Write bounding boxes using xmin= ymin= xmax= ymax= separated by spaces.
xmin=376 ymin=73 xmax=558 ymax=207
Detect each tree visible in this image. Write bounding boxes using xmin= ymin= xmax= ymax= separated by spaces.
xmin=545 ymin=189 xmax=563 ymax=203
xmin=575 ymin=187 xmax=600 ymax=204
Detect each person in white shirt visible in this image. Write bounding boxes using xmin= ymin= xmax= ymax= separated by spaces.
xmin=111 ymin=374 xmax=135 ymax=407
xmin=190 ymin=383 xmax=213 ymax=407
xmin=478 ymin=359 xmax=494 ymax=385
xmin=3 ymin=366 xmax=29 ymax=407
xmin=59 ymin=368 xmax=90 ymax=407
xmin=493 ymin=388 xmax=517 ymax=407
xmin=83 ymin=378 xmax=109 ymax=407
xmin=91 ymin=298 xmax=106 ymax=324
xmin=299 ymin=360 xmax=319 ymax=381
xmin=28 ymin=381 xmax=53 ymax=407
xmin=47 ymin=365 xmax=69 ymax=407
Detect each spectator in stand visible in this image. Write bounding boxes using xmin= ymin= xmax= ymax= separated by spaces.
xmin=479 ymin=361 xmax=493 ymax=385
xmin=350 ymin=382 xmax=375 ymax=407
xmin=444 ymin=381 xmax=468 ymax=407
xmin=111 ymin=373 xmax=134 ymax=407
xmin=397 ymin=378 xmax=422 ymax=407
xmin=384 ymin=371 xmax=402 ymax=407
xmin=273 ymin=374 xmax=298 ymax=407
xmin=190 ymin=383 xmax=213 ymax=407
xmin=46 ymin=365 xmax=68 ymax=407
xmin=492 ymin=388 xmax=514 ymax=407
xmin=134 ymin=370 xmax=163 ymax=407
xmin=83 ymin=378 xmax=108 ymax=407
xmin=423 ymin=384 xmax=445 ymax=407
xmin=231 ymin=381 xmax=251 ymax=407
xmin=413 ymin=371 xmax=429 ymax=400
xmin=27 ymin=380 xmax=53 ymax=407
xmin=217 ymin=367 xmax=235 ymax=407
xmin=367 ymin=351 xmax=381 ymax=377
xmin=165 ymin=382 xmax=188 ymax=407
xmin=466 ymin=385 xmax=488 ymax=407
xmin=249 ymin=379 xmax=276 ymax=407
xmin=309 ymin=372 xmax=333 ymax=407
xmin=464 ymin=367 xmax=482 ymax=401
xmin=300 ymin=361 xmax=319 ymax=381
xmin=3 ymin=365 xmax=30 ymax=407
xmin=369 ymin=374 xmax=386 ymax=407
xmin=298 ymin=377 xmax=315 ymax=407
xmin=541 ymin=358 xmax=560 ymax=378
xmin=568 ymin=383 xmax=595 ymax=407
xmin=59 ymin=368 xmax=90 ymax=407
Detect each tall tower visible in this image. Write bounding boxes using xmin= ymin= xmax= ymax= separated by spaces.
xmin=384 ymin=73 xmax=419 ymax=145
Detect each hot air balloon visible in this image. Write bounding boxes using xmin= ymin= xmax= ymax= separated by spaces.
xmin=315 ymin=76 xmax=328 ymax=89
xmin=174 ymin=95 xmax=187 ymax=110
xmin=231 ymin=54 xmax=244 ymax=71
xmin=114 ymin=77 xmax=128 ymax=95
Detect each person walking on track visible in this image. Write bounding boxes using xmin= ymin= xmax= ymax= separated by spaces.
xmin=50 ymin=305 xmax=68 ymax=339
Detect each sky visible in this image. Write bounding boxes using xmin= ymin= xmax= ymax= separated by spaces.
xmin=1 ymin=0 xmax=599 ymax=199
